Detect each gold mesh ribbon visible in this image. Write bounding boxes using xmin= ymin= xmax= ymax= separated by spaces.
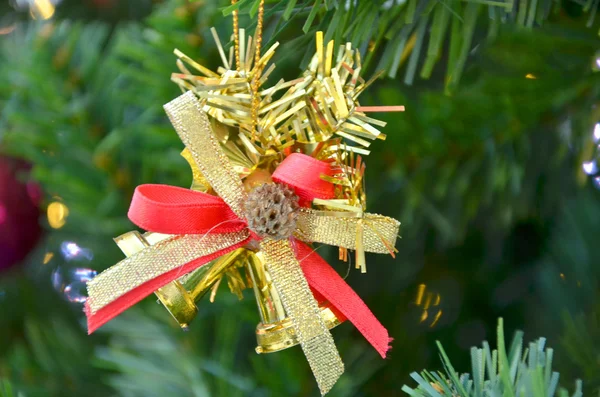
xmin=260 ymin=239 xmax=344 ymax=394
xmin=87 ymin=231 xmax=249 ymax=313
xmin=164 ymin=91 xmax=247 ymax=217
xmin=296 ymin=209 xmax=400 ymax=254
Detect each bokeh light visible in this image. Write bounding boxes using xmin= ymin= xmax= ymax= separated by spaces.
xmin=43 ymin=252 xmax=54 ymax=265
xmin=60 ymin=241 xmax=93 ymax=261
xmin=582 ymin=160 xmax=598 ymax=175
xmin=47 ymin=201 xmax=69 ymax=229
xmin=52 ymin=266 xmax=97 ymax=303
xmin=30 ymin=0 xmax=56 ymax=20
xmin=414 ymin=283 xmax=443 ymax=328
xmin=0 ymin=24 xmax=16 ymax=36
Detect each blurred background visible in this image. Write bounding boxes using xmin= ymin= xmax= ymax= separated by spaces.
xmin=0 ymin=0 xmax=599 ymax=396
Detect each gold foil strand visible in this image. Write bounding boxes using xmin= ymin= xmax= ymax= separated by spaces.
xmin=164 ymin=91 xmax=247 ymax=217
xmin=210 ymin=27 xmax=230 ymax=69
xmin=259 ymin=239 xmax=343 ymax=395
xmin=87 ymin=230 xmax=249 ymax=313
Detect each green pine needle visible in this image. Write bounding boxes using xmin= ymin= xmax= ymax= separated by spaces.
xmin=403 ymin=319 xmax=584 ymax=397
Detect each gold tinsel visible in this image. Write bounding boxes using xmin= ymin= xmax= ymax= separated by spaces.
xmin=172 ymin=30 xmax=403 ymax=273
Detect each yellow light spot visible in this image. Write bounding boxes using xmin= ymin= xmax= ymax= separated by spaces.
xmin=577 ymin=280 xmax=581 ymax=287
xmin=43 ymin=252 xmax=54 ymax=264
xmin=47 ymin=201 xmax=69 ymax=229
xmin=415 ymin=283 xmax=426 ymax=306
xmin=430 ymin=310 xmax=443 ymax=327
xmin=30 ymin=0 xmax=55 ymax=20
xmin=525 ymin=73 xmax=537 ymax=79
xmin=560 ymin=273 xmax=565 ymax=280
xmin=424 ymin=292 xmax=433 ymax=310
xmin=433 ymin=293 xmax=441 ymax=306
xmin=420 ymin=310 xmax=428 ymax=323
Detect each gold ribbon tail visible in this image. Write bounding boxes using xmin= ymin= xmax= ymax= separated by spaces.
xmin=260 ymin=238 xmax=344 ymax=395
xmin=296 ymin=208 xmax=400 ymax=254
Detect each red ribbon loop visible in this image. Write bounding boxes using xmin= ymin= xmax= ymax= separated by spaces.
xmin=272 ymin=153 xmax=335 ymax=203
xmin=128 ymin=184 xmax=245 ymax=234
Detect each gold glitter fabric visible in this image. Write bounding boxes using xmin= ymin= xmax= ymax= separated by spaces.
xmin=260 ymin=239 xmax=343 ymax=395
xmin=87 ymin=230 xmax=248 ymax=313
xmin=164 ymin=91 xmax=247 ymax=217
xmin=296 ymin=209 xmax=400 ymax=254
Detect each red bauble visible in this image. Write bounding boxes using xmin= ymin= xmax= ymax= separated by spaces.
xmin=0 ymin=156 xmax=42 ymax=272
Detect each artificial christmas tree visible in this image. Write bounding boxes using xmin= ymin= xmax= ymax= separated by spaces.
xmin=1 ymin=0 xmax=599 ymax=396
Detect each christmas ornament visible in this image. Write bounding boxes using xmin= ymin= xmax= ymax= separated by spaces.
xmin=0 ymin=156 xmax=42 ymax=272
xmin=85 ymin=2 xmax=403 ymax=394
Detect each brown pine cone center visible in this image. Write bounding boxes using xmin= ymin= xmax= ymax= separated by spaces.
xmin=244 ymin=183 xmax=299 ymax=240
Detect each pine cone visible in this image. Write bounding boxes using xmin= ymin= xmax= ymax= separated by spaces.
xmin=244 ymin=183 xmax=299 ymax=240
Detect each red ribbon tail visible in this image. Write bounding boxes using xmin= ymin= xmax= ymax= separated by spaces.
xmin=85 ymin=238 xmax=250 ymax=334
xmin=297 ymin=242 xmax=392 ymax=358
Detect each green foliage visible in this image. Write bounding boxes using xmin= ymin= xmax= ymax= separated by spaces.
xmin=535 ymin=191 xmax=600 ymax=393
xmin=0 ymin=273 xmax=112 ymax=397
xmin=91 ymin=302 xmax=385 ymax=397
xmin=402 ymin=319 xmax=583 ymax=397
xmin=561 ymin=309 xmax=600 ymax=394
xmin=0 ymin=379 xmax=20 ymax=397
xmin=223 ymin=0 xmax=600 ymax=91
xmin=0 ymin=1 xmax=598 ymax=396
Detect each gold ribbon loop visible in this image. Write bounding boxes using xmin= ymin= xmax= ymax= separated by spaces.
xmin=296 ymin=208 xmax=400 ymax=254
xmin=87 ymin=231 xmax=249 ymax=314
xmin=259 ymin=239 xmax=344 ymax=395
xmin=164 ymin=91 xmax=247 ymax=217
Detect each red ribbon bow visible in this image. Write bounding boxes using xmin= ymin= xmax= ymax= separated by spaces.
xmin=85 ymin=153 xmax=391 ymax=358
